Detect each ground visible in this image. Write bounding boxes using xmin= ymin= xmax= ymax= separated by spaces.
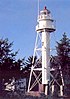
xmin=0 ymin=91 xmax=70 ymax=99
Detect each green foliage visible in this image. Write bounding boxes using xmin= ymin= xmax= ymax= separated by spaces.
xmin=56 ymin=33 xmax=70 ymax=75
xmin=0 ymin=38 xmax=25 ymax=79
xmin=50 ymin=33 xmax=70 ymax=85
xmin=22 ymin=56 xmax=37 ymax=71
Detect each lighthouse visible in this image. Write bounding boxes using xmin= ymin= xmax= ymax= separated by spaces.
xmin=28 ymin=6 xmax=56 ymax=95
xmin=36 ymin=6 xmax=55 ymax=84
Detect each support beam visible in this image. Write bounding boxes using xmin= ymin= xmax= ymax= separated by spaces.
xmin=60 ymin=85 xmax=63 ymax=96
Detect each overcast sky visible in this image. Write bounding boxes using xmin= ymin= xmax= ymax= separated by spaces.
xmin=0 ymin=0 xmax=70 ymax=59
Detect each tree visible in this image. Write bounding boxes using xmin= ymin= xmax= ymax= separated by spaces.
xmin=56 ymin=33 xmax=70 ymax=80
xmin=0 ymin=38 xmax=25 ymax=91
xmin=22 ymin=56 xmax=37 ymax=72
xmin=51 ymin=33 xmax=70 ymax=95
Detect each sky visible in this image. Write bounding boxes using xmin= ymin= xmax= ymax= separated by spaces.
xmin=0 ymin=0 xmax=70 ymax=59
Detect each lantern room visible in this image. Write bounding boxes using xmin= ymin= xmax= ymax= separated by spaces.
xmin=36 ymin=6 xmax=56 ymax=33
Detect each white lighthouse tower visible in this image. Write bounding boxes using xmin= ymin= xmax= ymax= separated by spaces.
xmin=36 ymin=6 xmax=55 ymax=84
xmin=28 ymin=6 xmax=56 ymax=95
